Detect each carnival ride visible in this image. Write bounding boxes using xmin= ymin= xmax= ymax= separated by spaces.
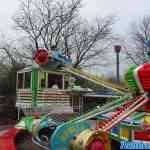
xmin=16 ymin=48 xmax=127 ymax=114
xmin=64 ymin=67 xmax=128 ymax=94
xmin=1 ymin=48 xmax=150 ymax=150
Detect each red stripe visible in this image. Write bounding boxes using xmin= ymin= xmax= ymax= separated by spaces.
xmin=134 ymin=131 xmax=150 ymax=141
xmin=37 ymin=94 xmax=70 ymax=97
xmin=17 ymin=94 xmax=32 ymax=97
xmin=17 ymin=92 xmax=32 ymax=94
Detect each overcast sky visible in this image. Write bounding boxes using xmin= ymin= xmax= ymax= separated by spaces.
xmin=81 ymin=0 xmax=150 ymax=35
xmin=0 ymin=0 xmax=150 ymax=36
xmin=0 ymin=0 xmax=150 ymax=76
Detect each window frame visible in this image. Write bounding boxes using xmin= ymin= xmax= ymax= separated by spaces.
xmin=24 ymin=71 xmax=32 ymax=89
xmin=17 ymin=70 xmax=32 ymax=89
xmin=38 ymin=70 xmax=66 ymax=90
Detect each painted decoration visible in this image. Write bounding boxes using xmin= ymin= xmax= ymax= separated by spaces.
xmin=24 ymin=116 xmax=35 ymax=132
xmin=112 ymin=127 xmax=120 ymax=135
xmin=50 ymin=121 xmax=90 ymax=150
xmin=135 ymin=64 xmax=150 ymax=92
xmin=140 ymin=115 xmax=150 ymax=131
xmin=35 ymin=48 xmax=49 ymax=64
xmin=144 ymin=115 xmax=150 ymax=125
xmin=143 ymin=104 xmax=150 ymax=111
xmin=52 ymin=51 xmax=72 ymax=65
xmin=120 ymin=127 xmax=129 ymax=140
xmin=125 ymin=65 xmax=139 ymax=93
xmin=144 ymin=39 xmax=150 ymax=47
xmin=87 ymin=139 xmax=105 ymax=150
xmin=70 ymin=129 xmax=110 ymax=150
xmin=134 ymin=131 xmax=150 ymax=141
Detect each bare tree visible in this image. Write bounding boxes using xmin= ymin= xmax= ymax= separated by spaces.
xmin=13 ymin=0 xmax=115 ymax=68
xmin=65 ymin=17 xmax=115 ymax=68
xmin=0 ymin=34 xmax=26 ymax=94
xmin=13 ymin=0 xmax=81 ymax=48
xmin=127 ymin=15 xmax=150 ymax=64
xmin=0 ymin=34 xmax=26 ymax=69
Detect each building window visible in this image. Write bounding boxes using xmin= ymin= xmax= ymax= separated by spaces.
xmin=17 ymin=73 xmax=24 ymax=89
xmin=48 ymin=73 xmax=62 ymax=89
xmin=24 ymin=72 xmax=31 ymax=88
xmin=39 ymin=72 xmax=47 ymax=88
xmin=64 ymin=75 xmax=69 ymax=89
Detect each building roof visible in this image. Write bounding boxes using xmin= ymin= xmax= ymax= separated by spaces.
xmin=82 ymin=90 xmax=120 ymax=98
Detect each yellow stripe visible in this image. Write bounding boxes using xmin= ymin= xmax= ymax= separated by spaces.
xmin=65 ymin=68 xmax=129 ymax=94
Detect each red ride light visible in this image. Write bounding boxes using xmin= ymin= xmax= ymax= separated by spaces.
xmin=35 ymin=48 xmax=49 ymax=64
xmin=136 ymin=64 xmax=150 ymax=92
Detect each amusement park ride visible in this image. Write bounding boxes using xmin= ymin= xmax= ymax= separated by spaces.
xmin=1 ymin=47 xmax=150 ymax=150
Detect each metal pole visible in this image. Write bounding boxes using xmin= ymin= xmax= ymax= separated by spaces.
xmin=32 ymin=55 xmax=39 ymax=108
xmin=17 ymin=106 xmax=20 ymax=120
xmin=116 ymin=52 xmax=120 ymax=83
xmin=114 ymin=45 xmax=121 ymax=83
